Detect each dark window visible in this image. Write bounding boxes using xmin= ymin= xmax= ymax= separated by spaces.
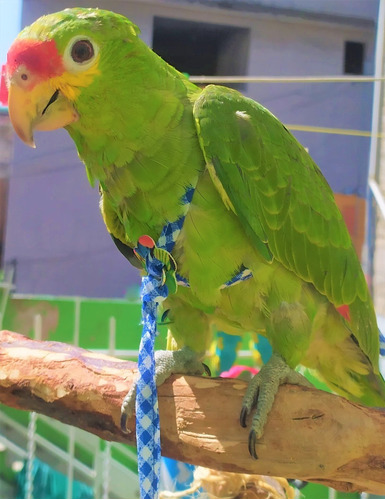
xmin=344 ymin=41 xmax=364 ymax=75
xmin=152 ymin=17 xmax=249 ymax=89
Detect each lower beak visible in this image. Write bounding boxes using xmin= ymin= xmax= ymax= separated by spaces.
xmin=8 ymin=80 xmax=79 ymax=148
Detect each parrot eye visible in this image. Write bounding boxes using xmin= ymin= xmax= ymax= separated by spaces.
xmin=71 ymin=40 xmax=94 ymax=63
xmin=63 ymin=36 xmax=99 ymax=72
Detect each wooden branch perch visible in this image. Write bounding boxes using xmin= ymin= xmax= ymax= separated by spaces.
xmin=1 ymin=329 xmax=385 ymax=495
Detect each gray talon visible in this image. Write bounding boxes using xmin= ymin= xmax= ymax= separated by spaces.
xmin=202 ymin=363 xmax=211 ymax=377
xmin=120 ymin=347 xmax=206 ymax=429
xmin=240 ymin=406 xmax=248 ymax=428
xmin=120 ymin=385 xmax=137 ymax=432
xmin=120 ymin=413 xmax=129 ymax=433
xmin=248 ymin=430 xmax=258 ymax=459
xmin=242 ymin=353 xmax=313 ymax=458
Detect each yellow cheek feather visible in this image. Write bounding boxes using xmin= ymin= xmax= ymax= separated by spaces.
xmin=49 ymin=54 xmax=100 ymax=101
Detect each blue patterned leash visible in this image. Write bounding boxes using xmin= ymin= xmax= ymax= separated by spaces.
xmin=134 ymin=237 xmax=176 ymax=498
xmin=133 ymin=187 xmax=194 ymax=499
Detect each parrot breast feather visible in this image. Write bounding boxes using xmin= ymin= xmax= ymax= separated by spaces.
xmin=193 ymin=84 xmax=378 ymax=366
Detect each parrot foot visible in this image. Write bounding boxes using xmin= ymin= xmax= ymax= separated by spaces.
xmin=120 ymin=346 xmax=209 ymax=432
xmin=240 ymin=353 xmax=313 ymax=459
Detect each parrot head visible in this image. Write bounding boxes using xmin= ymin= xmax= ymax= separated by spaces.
xmin=6 ymin=8 xmax=140 ymax=147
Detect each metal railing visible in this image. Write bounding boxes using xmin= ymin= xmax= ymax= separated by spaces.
xmin=0 ymin=307 xmax=139 ymax=499
xmin=0 ymin=409 xmax=139 ymax=498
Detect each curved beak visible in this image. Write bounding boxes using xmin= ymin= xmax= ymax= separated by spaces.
xmin=8 ymin=79 xmax=79 ymax=148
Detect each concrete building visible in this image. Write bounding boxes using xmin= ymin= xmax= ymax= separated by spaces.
xmin=1 ymin=0 xmax=380 ymax=298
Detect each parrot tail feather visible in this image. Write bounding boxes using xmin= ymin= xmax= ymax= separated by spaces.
xmin=344 ymin=369 xmax=385 ymax=408
xmin=306 ymin=324 xmax=385 ymax=408
xmin=319 ymin=360 xmax=385 ymax=408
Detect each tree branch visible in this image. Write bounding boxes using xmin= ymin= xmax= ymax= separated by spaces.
xmin=1 ymin=329 xmax=385 ymax=495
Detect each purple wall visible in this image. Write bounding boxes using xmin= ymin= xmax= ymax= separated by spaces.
xmin=5 ymin=129 xmax=141 ymax=297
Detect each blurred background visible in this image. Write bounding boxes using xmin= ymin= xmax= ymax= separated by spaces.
xmin=0 ymin=0 xmax=384 ymax=498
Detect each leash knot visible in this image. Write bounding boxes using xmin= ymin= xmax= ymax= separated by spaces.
xmin=135 ymin=235 xmax=178 ymax=302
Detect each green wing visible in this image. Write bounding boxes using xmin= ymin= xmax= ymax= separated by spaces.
xmin=193 ymin=84 xmax=379 ymax=368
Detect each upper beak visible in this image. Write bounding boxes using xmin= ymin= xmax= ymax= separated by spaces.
xmin=8 ymin=79 xmax=79 ymax=148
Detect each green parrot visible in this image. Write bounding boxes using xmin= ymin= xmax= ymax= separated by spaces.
xmin=6 ymin=7 xmax=385 ymax=458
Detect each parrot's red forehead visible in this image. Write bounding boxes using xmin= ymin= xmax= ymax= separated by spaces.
xmin=7 ymin=38 xmax=64 ymax=78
